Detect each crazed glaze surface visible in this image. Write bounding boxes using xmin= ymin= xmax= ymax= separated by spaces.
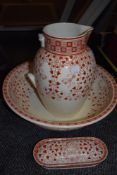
xmin=33 ymin=137 xmax=108 ymax=169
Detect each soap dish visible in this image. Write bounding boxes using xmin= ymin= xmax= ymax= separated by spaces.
xmin=33 ymin=137 xmax=108 ymax=169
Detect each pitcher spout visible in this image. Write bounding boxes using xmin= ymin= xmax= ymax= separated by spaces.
xmin=78 ymin=25 xmax=93 ymax=44
xmin=78 ymin=25 xmax=93 ymax=36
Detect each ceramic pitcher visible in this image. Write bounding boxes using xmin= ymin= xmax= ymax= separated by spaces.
xmin=27 ymin=22 xmax=96 ymax=117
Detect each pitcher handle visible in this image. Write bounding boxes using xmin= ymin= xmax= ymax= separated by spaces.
xmin=38 ymin=33 xmax=45 ymax=47
xmin=26 ymin=72 xmax=36 ymax=89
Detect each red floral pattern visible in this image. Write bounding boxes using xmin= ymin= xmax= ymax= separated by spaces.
xmin=34 ymin=47 xmax=96 ymax=101
xmin=2 ymin=62 xmax=117 ymax=130
xmin=33 ymin=137 xmax=108 ymax=169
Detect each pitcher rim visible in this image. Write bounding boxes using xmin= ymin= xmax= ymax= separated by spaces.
xmin=43 ymin=22 xmax=93 ymax=39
